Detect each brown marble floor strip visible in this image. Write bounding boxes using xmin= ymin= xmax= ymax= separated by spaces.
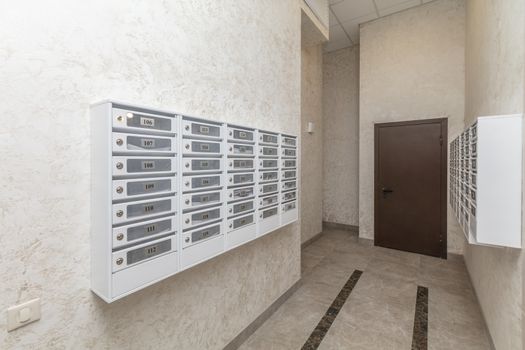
xmin=411 ymin=286 xmax=429 ymax=350
xmin=301 ymin=270 xmax=363 ymax=350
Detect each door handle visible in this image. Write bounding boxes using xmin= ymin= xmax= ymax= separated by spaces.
xmin=382 ymin=187 xmax=393 ymax=198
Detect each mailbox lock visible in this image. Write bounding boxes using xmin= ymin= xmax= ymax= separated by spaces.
xmin=117 ymin=115 xmax=123 ymax=122
xmin=229 ymin=146 xmax=233 ymax=152
xmin=116 ymin=233 xmax=124 ymax=241
xmin=185 ymin=237 xmax=190 ymax=243
xmin=116 ymin=210 xmax=124 ymax=217
xmin=116 ymin=138 xmax=123 ymax=146
xmin=185 ymin=218 xmax=190 ymax=224
xmin=185 ymin=181 xmax=190 ymax=186
xmin=185 ymin=162 xmax=190 ymax=168
xmin=116 ymin=258 xmax=124 ymax=265
xmin=185 ymin=144 xmax=190 ymax=149
xmin=229 ymin=162 xmax=233 ymax=167
xmin=116 ymin=162 xmax=124 ymax=170
xmin=260 ymin=214 xmax=263 ymax=218
xmin=185 ymin=199 xmax=190 ymax=205
xmin=185 ymin=125 xmax=190 ymax=131
xmin=229 ymin=208 xmax=233 ymax=213
xmin=116 ymin=186 xmax=123 ymax=194
xmin=229 ymin=193 xmax=233 ymax=198
xmin=229 ymin=224 xmax=233 ymax=228
xmin=229 ymin=178 xmax=233 ymax=182
xmin=229 ymin=131 xmax=232 ymax=136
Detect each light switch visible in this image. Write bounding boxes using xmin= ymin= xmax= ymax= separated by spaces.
xmin=7 ymin=298 xmax=41 ymax=332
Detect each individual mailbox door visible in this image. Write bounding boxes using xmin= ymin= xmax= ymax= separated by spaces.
xmin=112 ymin=133 xmax=175 ymax=154
xmin=227 ymin=143 xmax=254 ymax=157
xmin=227 ymin=172 xmax=254 ymax=186
xmin=183 ymin=158 xmax=222 ymax=173
xmin=227 ymin=127 xmax=254 ymax=143
xmin=112 ymin=216 xmax=176 ymax=248
xmin=182 ymin=120 xmax=221 ymax=139
xmin=227 ymin=186 xmax=255 ymax=201
xmin=112 ymin=177 xmax=176 ymax=200
xmin=182 ymin=207 xmax=222 ymax=229
xmin=259 ymin=183 xmax=279 ymax=196
xmin=112 ymin=108 xmax=175 ymax=134
xmin=259 ymin=133 xmax=278 ymax=145
xmin=282 ymin=148 xmax=297 ymax=158
xmin=259 ymin=171 xmax=279 ymax=183
xmin=281 ymin=159 xmax=296 ymax=169
xmin=113 ymin=157 xmax=176 ymax=176
xmin=282 ymin=201 xmax=297 ymax=213
xmin=112 ymin=197 xmax=177 ymax=225
xmin=227 ymin=158 xmax=255 ymax=172
xmin=281 ymin=170 xmax=296 ymax=180
xmin=259 ymin=194 xmax=279 ymax=208
xmin=281 ymin=180 xmax=297 ymax=191
xmin=182 ymin=223 xmax=222 ymax=248
xmin=259 ymin=205 xmax=279 ymax=220
xmin=182 ymin=140 xmax=221 ymax=156
xmin=259 ymin=146 xmax=278 ymax=157
xmin=182 ymin=191 xmax=222 ymax=210
xmin=227 ymin=199 xmax=254 ymax=217
xmin=281 ymin=136 xmax=297 ymax=148
xmin=227 ymin=212 xmax=255 ymax=232
xmin=259 ymin=159 xmax=279 ymax=170
xmin=281 ymin=190 xmax=297 ymax=203
xmin=182 ymin=174 xmax=221 ymax=192
xmin=112 ymin=235 xmax=176 ymax=272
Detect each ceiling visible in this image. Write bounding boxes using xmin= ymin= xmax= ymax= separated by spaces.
xmin=325 ymin=0 xmax=434 ymax=52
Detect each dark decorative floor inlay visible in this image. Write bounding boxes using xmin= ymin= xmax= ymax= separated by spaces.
xmin=301 ymin=270 xmax=363 ymax=350
xmin=411 ymin=286 xmax=429 ymax=350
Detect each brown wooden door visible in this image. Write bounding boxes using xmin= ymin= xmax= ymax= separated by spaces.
xmin=375 ymin=118 xmax=447 ymax=258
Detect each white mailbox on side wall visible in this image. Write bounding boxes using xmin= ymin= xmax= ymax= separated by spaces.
xmin=91 ymin=101 xmax=299 ymax=302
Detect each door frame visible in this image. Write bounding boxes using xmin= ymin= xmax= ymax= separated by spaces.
xmin=374 ymin=118 xmax=448 ymax=258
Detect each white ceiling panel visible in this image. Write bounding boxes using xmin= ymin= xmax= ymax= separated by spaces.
xmin=375 ymin=0 xmax=417 ymax=10
xmin=378 ymin=0 xmax=422 ymax=16
xmin=331 ymin=0 xmax=377 ymax=22
xmin=341 ymin=13 xmax=378 ymax=44
xmin=329 ymin=0 xmax=344 ymax=4
xmin=329 ymin=8 xmax=339 ymax=27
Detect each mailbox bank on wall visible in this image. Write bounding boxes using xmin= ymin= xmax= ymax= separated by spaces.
xmin=91 ymin=101 xmax=299 ymax=302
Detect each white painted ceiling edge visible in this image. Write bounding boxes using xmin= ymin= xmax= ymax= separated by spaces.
xmin=325 ymin=0 xmax=437 ymax=53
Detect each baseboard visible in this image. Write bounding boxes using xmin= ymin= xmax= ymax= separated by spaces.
xmin=322 ymin=221 xmax=359 ymax=233
xmin=301 ymin=231 xmax=324 ymax=249
xmin=223 ymin=279 xmax=302 ymax=350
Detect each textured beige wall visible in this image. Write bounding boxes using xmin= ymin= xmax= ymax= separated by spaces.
xmin=322 ymin=47 xmax=360 ymax=227
xmin=301 ymin=43 xmax=324 ymax=243
xmin=359 ymin=0 xmax=466 ymax=253
xmin=0 ymin=1 xmax=301 ymax=349
xmin=464 ymin=0 xmax=525 ymax=348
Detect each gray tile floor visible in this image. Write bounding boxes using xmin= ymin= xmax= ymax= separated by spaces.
xmin=239 ymin=229 xmax=492 ymax=350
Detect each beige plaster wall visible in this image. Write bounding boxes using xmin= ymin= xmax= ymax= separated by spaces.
xmin=0 ymin=1 xmax=302 ymax=349
xmin=322 ymin=46 xmax=360 ymax=227
xmin=464 ymin=0 xmax=525 ymax=348
xmin=359 ymin=0 xmax=466 ymax=253
xmin=301 ymin=43 xmax=324 ymax=243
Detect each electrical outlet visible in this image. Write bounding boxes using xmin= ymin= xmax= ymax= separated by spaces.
xmin=7 ymin=298 xmax=41 ymax=332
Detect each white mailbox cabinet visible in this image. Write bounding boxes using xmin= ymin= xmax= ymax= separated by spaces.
xmin=449 ymin=114 xmax=522 ymax=248
xmin=91 ymin=101 xmax=299 ymax=302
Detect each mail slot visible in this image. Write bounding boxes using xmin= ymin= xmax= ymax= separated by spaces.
xmin=112 ymin=216 xmax=176 ymax=248
xmin=182 ymin=174 xmax=221 ymax=192
xmin=282 ymin=191 xmax=296 ymax=202
xmin=259 ymin=171 xmax=279 ymax=183
xmin=183 ymin=223 xmax=221 ymax=248
xmin=471 ymin=158 xmax=477 ymax=172
xmin=259 ymin=146 xmax=278 ymax=157
xmin=228 ymin=213 xmax=254 ymax=231
xmin=260 ymin=206 xmax=278 ymax=220
xmin=113 ymin=177 xmax=175 ymax=200
xmin=260 ymin=159 xmax=279 ymax=169
xmin=183 ymin=140 xmax=221 ymax=155
xmin=259 ymin=194 xmax=278 ymax=208
xmin=112 ymin=235 xmax=175 ymax=272
xmin=112 ymin=133 xmax=174 ymax=153
xmin=112 ymin=108 xmax=175 ymax=134
xmin=182 ymin=191 xmax=221 ymax=210
xmin=259 ymin=133 xmax=278 ymax=145
xmin=113 ymin=197 xmax=176 ymax=224
xmin=228 ymin=172 xmax=254 ymax=186
xmin=228 ymin=158 xmax=254 ymax=171
xmin=183 ymin=158 xmax=222 ymax=173
xmin=282 ymin=201 xmax=296 ymax=212
xmin=282 ymin=148 xmax=296 ymax=157
xmin=228 ymin=143 xmax=254 ymax=156
xmin=182 ymin=120 xmax=221 ymax=138
xmin=113 ymin=157 xmax=176 ymax=176
xmin=471 ymin=189 xmax=476 ymax=201
xmin=281 ymin=170 xmax=296 ymax=180
xmin=281 ymin=180 xmax=297 ymax=191
xmin=281 ymin=136 xmax=296 ymax=147
xmin=182 ymin=207 xmax=222 ymax=229
xmin=260 ymin=183 xmax=279 ymax=195
xmin=227 ymin=199 xmax=254 ymax=216
xmin=282 ymin=159 xmax=296 ymax=168
xmin=228 ymin=186 xmax=255 ymax=201
xmin=228 ymin=127 xmax=254 ymax=142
